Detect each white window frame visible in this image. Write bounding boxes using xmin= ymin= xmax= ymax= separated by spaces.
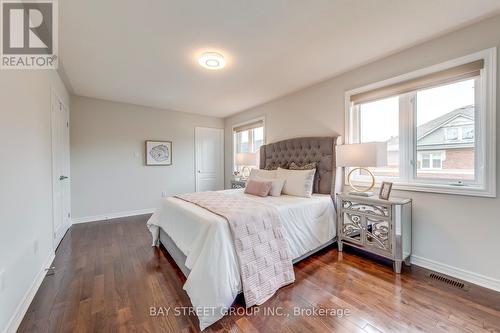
xmin=345 ymin=48 xmax=496 ymax=197
xmin=232 ymin=116 xmax=266 ymax=172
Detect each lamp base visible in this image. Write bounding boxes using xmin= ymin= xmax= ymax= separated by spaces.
xmin=241 ymin=166 xmax=251 ymax=179
xmin=348 ymin=191 xmax=374 ymax=197
xmin=347 ymin=167 xmax=376 ymax=195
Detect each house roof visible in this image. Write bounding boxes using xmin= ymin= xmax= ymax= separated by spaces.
xmin=417 ymin=105 xmax=474 ymax=139
xmin=383 ymin=105 xmax=474 ymax=147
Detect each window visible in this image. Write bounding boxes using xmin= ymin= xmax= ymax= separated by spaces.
xmin=358 ymin=97 xmax=400 ymax=178
xmin=462 ymin=126 xmax=474 ymax=140
xmin=418 ymin=151 xmax=444 ymax=170
xmin=445 ymin=125 xmax=475 ymax=141
xmin=415 ymin=79 xmax=476 ymax=181
xmin=346 ymin=49 xmax=496 ymax=197
xmin=233 ymin=119 xmax=264 ymax=172
xmin=445 ymin=127 xmax=459 ymax=141
xmin=344 ymin=96 xmax=400 ymax=182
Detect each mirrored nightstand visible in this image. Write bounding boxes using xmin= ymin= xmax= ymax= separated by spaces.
xmin=231 ymin=180 xmax=246 ymax=189
xmin=336 ymin=193 xmax=412 ymax=273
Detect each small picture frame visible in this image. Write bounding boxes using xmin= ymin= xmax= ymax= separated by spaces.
xmin=379 ymin=181 xmax=393 ymax=200
xmin=146 ymin=140 xmax=172 ymax=166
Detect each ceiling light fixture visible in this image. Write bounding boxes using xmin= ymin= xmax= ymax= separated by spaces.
xmin=198 ymin=52 xmax=226 ymax=70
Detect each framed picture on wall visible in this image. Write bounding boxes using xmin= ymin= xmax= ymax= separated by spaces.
xmin=146 ymin=140 xmax=172 ymax=166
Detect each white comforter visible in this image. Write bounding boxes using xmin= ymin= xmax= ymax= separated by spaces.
xmin=147 ymin=189 xmax=336 ymax=330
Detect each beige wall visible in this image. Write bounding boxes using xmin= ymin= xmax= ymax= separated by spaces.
xmin=0 ymin=70 xmax=69 ymax=332
xmin=70 ymin=96 xmax=224 ymax=219
xmin=225 ymin=15 xmax=500 ymax=288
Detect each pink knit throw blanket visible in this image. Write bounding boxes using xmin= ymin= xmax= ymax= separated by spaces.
xmin=175 ymin=191 xmax=295 ymax=307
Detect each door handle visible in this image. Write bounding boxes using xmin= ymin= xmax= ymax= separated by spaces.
xmin=197 ymin=170 xmax=201 ymax=173
xmin=59 ymin=175 xmax=69 ymax=180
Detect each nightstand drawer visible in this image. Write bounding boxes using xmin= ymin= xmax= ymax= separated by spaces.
xmin=341 ymin=199 xmax=391 ymax=219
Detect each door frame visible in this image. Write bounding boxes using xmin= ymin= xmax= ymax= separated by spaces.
xmin=194 ymin=127 xmax=224 ymax=192
xmin=50 ymin=88 xmax=71 ymax=251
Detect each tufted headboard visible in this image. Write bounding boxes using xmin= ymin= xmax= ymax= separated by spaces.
xmin=259 ymin=136 xmax=341 ymax=195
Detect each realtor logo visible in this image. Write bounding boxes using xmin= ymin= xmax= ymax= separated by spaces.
xmin=1 ymin=0 xmax=58 ymax=69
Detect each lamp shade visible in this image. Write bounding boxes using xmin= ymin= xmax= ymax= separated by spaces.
xmin=336 ymin=142 xmax=387 ymax=167
xmin=235 ymin=152 xmax=257 ymax=166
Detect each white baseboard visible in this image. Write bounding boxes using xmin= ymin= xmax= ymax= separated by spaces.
xmin=411 ymin=255 xmax=500 ymax=292
xmin=3 ymin=252 xmax=55 ymax=333
xmin=71 ymin=208 xmax=156 ymax=224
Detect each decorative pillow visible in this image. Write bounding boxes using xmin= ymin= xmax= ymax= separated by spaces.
xmin=289 ymin=162 xmax=319 ymax=191
xmin=264 ymin=163 xmax=277 ymax=170
xmin=276 ymin=167 xmax=316 ymax=198
xmin=289 ymin=161 xmax=317 ymax=170
xmin=244 ymin=179 xmax=273 ymax=197
xmin=264 ymin=161 xmax=289 ymax=170
xmin=250 ymin=175 xmax=286 ymax=197
xmin=249 ymin=168 xmax=277 ymax=179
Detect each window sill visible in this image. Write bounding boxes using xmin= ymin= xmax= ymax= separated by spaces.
xmin=347 ymin=180 xmax=496 ymax=198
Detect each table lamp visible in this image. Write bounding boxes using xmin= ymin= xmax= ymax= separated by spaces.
xmin=235 ymin=152 xmax=257 ymax=179
xmin=336 ymin=142 xmax=387 ymax=196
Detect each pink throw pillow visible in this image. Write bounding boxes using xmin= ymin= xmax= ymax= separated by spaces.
xmin=244 ymin=179 xmax=272 ymax=197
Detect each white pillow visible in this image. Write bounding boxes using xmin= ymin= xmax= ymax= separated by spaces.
xmin=249 ymin=168 xmax=277 ymax=179
xmin=251 ymin=175 xmax=286 ymax=197
xmin=276 ymin=167 xmax=315 ymax=198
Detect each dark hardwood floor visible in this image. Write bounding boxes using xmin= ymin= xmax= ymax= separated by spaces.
xmin=18 ymin=215 xmax=500 ymax=333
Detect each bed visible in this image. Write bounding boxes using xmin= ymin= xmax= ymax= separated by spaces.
xmin=147 ymin=136 xmax=342 ymax=330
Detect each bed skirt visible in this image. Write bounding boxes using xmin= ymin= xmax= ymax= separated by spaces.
xmin=159 ymin=227 xmax=337 ymax=279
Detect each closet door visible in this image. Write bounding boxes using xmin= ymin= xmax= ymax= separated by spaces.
xmin=195 ymin=127 xmax=224 ymax=192
xmin=52 ymin=92 xmax=71 ymax=249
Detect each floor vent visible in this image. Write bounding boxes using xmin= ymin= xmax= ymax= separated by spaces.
xmin=427 ymin=272 xmax=468 ymax=290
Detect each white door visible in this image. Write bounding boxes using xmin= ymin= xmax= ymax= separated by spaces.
xmin=195 ymin=127 xmax=224 ymax=192
xmin=51 ymin=92 xmax=71 ymax=250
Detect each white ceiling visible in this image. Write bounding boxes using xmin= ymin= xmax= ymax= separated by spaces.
xmin=60 ymin=0 xmax=500 ymax=118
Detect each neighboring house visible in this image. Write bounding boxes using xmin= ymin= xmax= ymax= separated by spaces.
xmin=416 ymin=105 xmax=474 ymax=179
xmin=384 ymin=105 xmax=475 ymax=180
